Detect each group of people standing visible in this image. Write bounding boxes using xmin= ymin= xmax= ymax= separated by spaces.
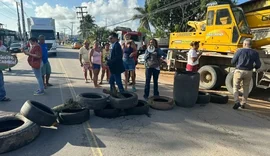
xmin=79 ymin=32 xmax=167 ymax=101
xmin=79 ymin=33 xmax=139 ymax=91
xmin=185 ymin=38 xmax=261 ymax=110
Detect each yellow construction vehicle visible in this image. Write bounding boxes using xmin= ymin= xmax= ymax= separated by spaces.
xmin=168 ymin=0 xmax=270 ymax=94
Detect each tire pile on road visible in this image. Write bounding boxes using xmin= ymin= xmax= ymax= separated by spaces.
xmin=76 ymin=91 xmax=150 ymax=118
xmin=196 ymin=91 xmax=229 ymax=105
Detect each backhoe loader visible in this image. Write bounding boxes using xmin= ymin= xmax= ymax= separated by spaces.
xmin=168 ymin=0 xmax=270 ymax=94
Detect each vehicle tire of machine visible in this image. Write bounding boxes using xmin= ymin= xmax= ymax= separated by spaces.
xmin=198 ymin=65 xmax=223 ymax=90
xmin=57 ymin=108 xmax=90 ymax=125
xmin=20 ymin=100 xmax=57 ymax=126
xmin=196 ymin=91 xmax=211 ymax=104
xmin=94 ymin=103 xmax=121 ymax=118
xmin=0 ymin=113 xmax=40 ymax=154
xmin=76 ymin=93 xmax=108 ymax=110
xmin=225 ymin=71 xmax=254 ymax=95
xmin=124 ymin=100 xmax=150 ymax=115
xmin=109 ymin=91 xmax=138 ymax=109
xmin=148 ymin=96 xmax=174 ymax=110
xmin=209 ymin=93 xmax=228 ymax=104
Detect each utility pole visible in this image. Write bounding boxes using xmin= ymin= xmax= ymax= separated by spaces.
xmin=20 ymin=0 xmax=27 ymax=42
xmin=76 ymin=6 xmax=87 ymax=38
xmin=16 ymin=2 xmax=22 ymax=40
xmin=70 ymin=22 xmax=74 ymax=39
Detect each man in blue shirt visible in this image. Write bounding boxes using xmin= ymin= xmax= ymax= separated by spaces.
xmin=231 ymin=38 xmax=261 ymax=110
xmin=39 ymin=35 xmax=52 ymax=88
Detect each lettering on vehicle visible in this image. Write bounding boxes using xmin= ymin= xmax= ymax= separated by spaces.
xmin=174 ymin=33 xmax=192 ymax=36
xmin=206 ymin=32 xmax=224 ymax=36
xmin=0 ymin=55 xmax=17 ymax=65
xmin=262 ymin=15 xmax=270 ymax=21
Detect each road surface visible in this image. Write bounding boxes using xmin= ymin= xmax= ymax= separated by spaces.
xmin=1 ymin=46 xmax=270 ymax=156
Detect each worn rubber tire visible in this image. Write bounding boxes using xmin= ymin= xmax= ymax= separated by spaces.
xmin=57 ymin=108 xmax=90 ymax=125
xmin=198 ymin=65 xmax=223 ymax=90
xmin=94 ymin=103 xmax=121 ymax=118
xmin=124 ymin=100 xmax=150 ymax=115
xmin=20 ymin=100 xmax=57 ymax=126
xmin=76 ymin=92 xmax=108 ymax=110
xmin=209 ymin=93 xmax=228 ymax=104
xmin=0 ymin=113 xmax=40 ymax=154
xmin=109 ymin=91 xmax=138 ymax=109
xmin=148 ymin=96 xmax=174 ymax=110
xmin=225 ymin=71 xmax=254 ymax=95
xmin=196 ymin=91 xmax=210 ymax=104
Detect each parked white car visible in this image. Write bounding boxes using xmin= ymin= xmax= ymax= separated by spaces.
xmin=138 ymin=54 xmax=145 ymax=64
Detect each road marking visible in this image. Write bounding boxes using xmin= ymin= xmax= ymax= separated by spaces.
xmin=58 ymin=58 xmax=103 ymax=156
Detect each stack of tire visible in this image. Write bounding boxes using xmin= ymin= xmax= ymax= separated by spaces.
xmin=76 ymin=91 xmax=150 ymax=118
xmin=0 ymin=100 xmax=58 ymax=154
xmin=196 ymin=91 xmax=229 ymax=105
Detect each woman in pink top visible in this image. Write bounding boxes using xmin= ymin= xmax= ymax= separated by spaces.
xmin=89 ymin=41 xmax=102 ymax=88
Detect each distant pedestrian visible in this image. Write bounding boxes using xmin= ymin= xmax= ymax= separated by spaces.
xmin=100 ymin=43 xmax=110 ymax=84
xmin=231 ymin=38 xmax=261 ymax=109
xmin=186 ymin=41 xmax=203 ymax=72
xmin=79 ymin=40 xmax=93 ymax=83
xmin=39 ymin=35 xmax=53 ymax=88
xmin=89 ymin=41 xmax=102 ymax=88
xmin=23 ymin=37 xmax=44 ymax=95
xmin=0 ymin=40 xmax=10 ymax=102
xmin=143 ymin=39 xmax=166 ymax=100
xmin=106 ymin=32 xmax=125 ymax=93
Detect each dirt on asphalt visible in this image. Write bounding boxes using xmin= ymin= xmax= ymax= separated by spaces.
xmin=136 ymin=64 xmax=270 ymax=117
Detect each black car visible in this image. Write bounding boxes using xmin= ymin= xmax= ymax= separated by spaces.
xmin=8 ymin=43 xmax=22 ymax=53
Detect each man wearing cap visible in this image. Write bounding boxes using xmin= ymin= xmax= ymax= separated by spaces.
xmin=39 ymin=35 xmax=53 ymax=87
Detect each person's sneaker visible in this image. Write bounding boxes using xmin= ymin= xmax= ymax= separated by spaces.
xmin=34 ymin=90 xmax=45 ymax=96
xmin=132 ymin=86 xmax=137 ymax=92
xmin=240 ymin=104 xmax=246 ymax=109
xmin=233 ymin=102 xmax=241 ymax=110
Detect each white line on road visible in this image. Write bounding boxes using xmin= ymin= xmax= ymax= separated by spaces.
xmin=58 ymin=58 xmax=103 ymax=156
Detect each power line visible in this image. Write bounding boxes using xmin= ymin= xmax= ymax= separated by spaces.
xmin=106 ymin=0 xmax=199 ymax=27
xmin=0 ymin=1 xmax=17 ymax=16
xmin=0 ymin=11 xmax=17 ymax=20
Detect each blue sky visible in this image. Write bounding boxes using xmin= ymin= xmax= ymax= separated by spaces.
xmin=0 ymin=0 xmax=248 ymax=33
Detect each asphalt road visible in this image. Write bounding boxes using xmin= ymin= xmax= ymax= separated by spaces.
xmin=1 ymin=46 xmax=270 ymax=156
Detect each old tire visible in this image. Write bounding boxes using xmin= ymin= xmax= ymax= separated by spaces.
xmin=209 ymin=93 xmax=228 ymax=104
xmin=57 ymin=108 xmax=90 ymax=125
xmin=198 ymin=65 xmax=223 ymax=90
xmin=124 ymin=100 xmax=149 ymax=115
xmin=196 ymin=91 xmax=210 ymax=104
xmin=76 ymin=93 xmax=108 ymax=110
xmin=20 ymin=100 xmax=57 ymax=126
xmin=94 ymin=103 xmax=121 ymax=118
xmin=109 ymin=91 xmax=138 ymax=109
xmin=0 ymin=114 xmax=40 ymax=154
xmin=225 ymin=71 xmax=254 ymax=95
xmin=148 ymin=96 xmax=174 ymax=110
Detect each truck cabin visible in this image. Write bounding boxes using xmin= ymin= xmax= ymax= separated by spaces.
xmin=204 ymin=2 xmax=253 ymax=47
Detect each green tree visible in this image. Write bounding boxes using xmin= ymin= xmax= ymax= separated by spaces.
xmin=132 ymin=1 xmax=152 ymax=32
xmin=147 ymin=0 xmax=237 ymax=33
xmin=79 ymin=14 xmax=97 ymax=39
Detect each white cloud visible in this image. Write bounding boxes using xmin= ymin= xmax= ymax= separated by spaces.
xmin=81 ymin=0 xmax=140 ymax=31
xmin=33 ymin=0 xmax=141 ymax=35
xmin=35 ymin=3 xmax=79 ymax=34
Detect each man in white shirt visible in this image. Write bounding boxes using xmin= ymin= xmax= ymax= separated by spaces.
xmin=0 ymin=40 xmax=10 ymax=102
xmin=79 ymin=40 xmax=93 ymax=83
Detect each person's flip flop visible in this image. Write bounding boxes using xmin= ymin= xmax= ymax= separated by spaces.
xmin=0 ymin=97 xmax=11 ymax=102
